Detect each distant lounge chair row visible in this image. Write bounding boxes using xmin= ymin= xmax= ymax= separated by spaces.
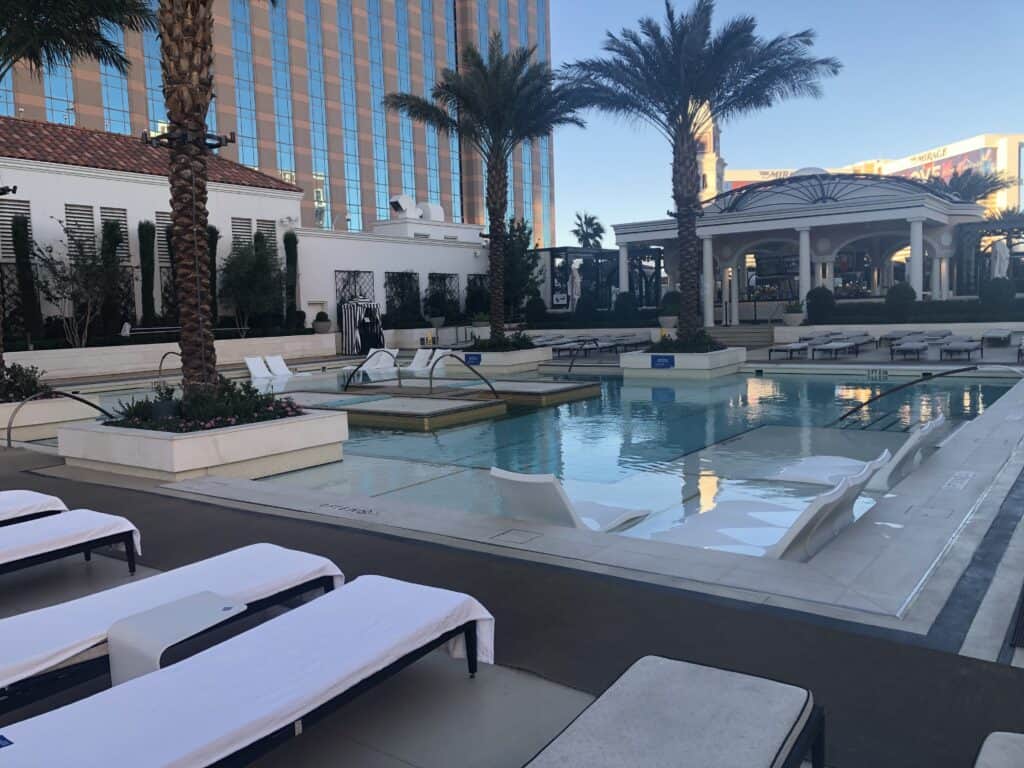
xmin=769 ymin=330 xmax=872 ymax=360
xmin=545 ymin=332 xmax=650 ymax=357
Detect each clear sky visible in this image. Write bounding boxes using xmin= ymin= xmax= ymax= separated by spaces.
xmin=549 ymin=0 xmax=1024 ymax=247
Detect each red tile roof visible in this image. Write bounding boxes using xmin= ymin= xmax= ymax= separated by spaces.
xmin=0 ymin=116 xmax=302 ymax=193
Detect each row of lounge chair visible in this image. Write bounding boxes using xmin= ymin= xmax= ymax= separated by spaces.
xmin=888 ymin=330 xmax=986 ymax=360
xmin=770 ymin=327 xmax=1015 ymax=362
xmin=769 ymin=330 xmax=875 ymax=360
xmin=538 ymin=332 xmax=650 ymax=358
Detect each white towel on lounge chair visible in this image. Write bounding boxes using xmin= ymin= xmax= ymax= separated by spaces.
xmin=0 ymin=576 xmax=493 ymax=768
xmin=490 ymin=467 xmax=649 ymax=532
xmin=0 ymin=543 xmax=343 ymax=690
xmin=0 ymin=509 xmax=140 ymax=570
xmin=0 ymin=491 xmax=67 ymax=523
xmin=244 ymin=356 xmax=273 ymax=379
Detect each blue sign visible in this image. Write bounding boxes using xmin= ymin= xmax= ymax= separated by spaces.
xmin=464 ymin=353 xmax=482 ymax=366
xmin=650 ymin=354 xmax=676 ymax=370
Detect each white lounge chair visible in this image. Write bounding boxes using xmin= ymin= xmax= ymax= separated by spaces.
xmin=774 ymin=415 xmax=945 ymax=491
xmin=0 ymin=490 xmax=67 ymax=526
xmin=244 ymin=356 xmax=273 ymax=379
xmin=490 ymin=467 xmax=649 ymax=532
xmin=0 ymin=509 xmax=140 ymax=578
xmin=401 ymin=347 xmax=435 ymax=375
xmin=341 ymin=348 xmax=399 ymax=383
xmin=264 ymin=355 xmax=311 ymax=378
xmin=975 ymin=732 xmax=1024 ymax=768
xmin=0 ymin=543 xmax=341 ymax=698
xmin=527 ymin=656 xmax=824 ymax=768
xmin=0 ymin=576 xmax=494 ymax=766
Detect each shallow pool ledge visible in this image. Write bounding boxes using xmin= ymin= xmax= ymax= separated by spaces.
xmin=620 ymin=348 xmax=746 ymax=380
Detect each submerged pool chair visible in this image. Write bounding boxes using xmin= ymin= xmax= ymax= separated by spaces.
xmin=264 ymin=355 xmax=312 ymax=379
xmin=341 ymin=348 xmax=400 ymax=383
xmin=0 ymin=491 xmax=68 ymax=527
xmin=774 ymin=413 xmax=946 ymax=491
xmin=244 ymin=356 xmax=274 ymax=379
xmin=490 ymin=468 xmax=650 ymax=532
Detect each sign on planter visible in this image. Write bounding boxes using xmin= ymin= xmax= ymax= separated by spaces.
xmin=464 ymin=353 xmax=482 ymax=365
xmin=650 ymin=355 xmax=676 ymax=369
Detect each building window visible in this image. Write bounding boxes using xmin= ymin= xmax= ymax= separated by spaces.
xmin=395 ymin=0 xmax=416 ymax=199
xmin=337 ymin=0 xmax=363 ymax=231
xmin=522 ymin=141 xmax=533 ymax=228
xmin=155 ymin=212 xmax=172 ymax=263
xmin=0 ymin=200 xmax=31 ymax=259
xmin=536 ymin=0 xmax=547 ymax=61
xmin=367 ymin=0 xmax=390 ymax=221
xmin=385 ymin=271 xmax=421 ymax=317
xmin=539 ymin=134 xmax=551 ymax=246
xmin=64 ymin=204 xmax=96 ymax=256
xmin=142 ymin=1 xmax=166 ymax=133
xmin=499 ymin=0 xmax=509 ymax=49
xmin=44 ymin=63 xmax=75 ymax=125
xmin=421 ymin=0 xmax=441 ymax=206
xmin=335 ymin=270 xmax=374 ymax=303
xmin=231 ymin=217 xmax=253 ymax=247
xmin=478 ymin=0 xmax=489 ymax=58
xmin=445 ymin=0 xmax=462 ymax=222
xmin=256 ymin=219 xmax=277 ymax=256
xmin=428 ymin=272 xmax=460 ymax=311
xmin=99 ymin=207 xmax=130 ymax=262
xmin=518 ymin=0 xmax=530 ymax=46
xmin=0 ymin=71 xmax=13 ymax=117
xmin=230 ymin=0 xmax=259 ymax=168
xmin=305 ymin=0 xmax=333 ymax=229
xmin=269 ymin=1 xmax=296 ymax=185
xmin=99 ymin=24 xmax=133 ymax=134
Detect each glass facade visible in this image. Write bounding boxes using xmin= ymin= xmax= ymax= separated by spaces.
xmin=539 ymin=135 xmax=551 ymax=246
xmin=519 ymin=0 xmax=532 ymax=229
xmin=305 ymin=0 xmax=333 ymax=229
xmin=337 ymin=0 xmax=364 ymax=230
xmin=395 ymin=0 xmax=416 ymax=198
xmin=44 ymin=63 xmax=75 ymax=125
xmin=100 ymin=24 xmax=132 ymax=134
xmin=446 ymin=0 xmax=463 ymax=222
xmin=0 ymin=72 xmax=12 ymax=117
xmin=143 ymin=0 xmax=166 ymax=133
xmin=478 ymin=0 xmax=489 ymax=57
xmin=421 ymin=0 xmax=441 ymax=206
xmin=269 ymin=1 xmax=296 ymax=184
xmin=367 ymin=0 xmax=390 ymax=220
xmin=499 ymin=0 xmax=509 ymax=49
xmin=230 ymin=0 xmax=259 ymax=168
xmin=536 ymin=0 xmax=547 ymax=60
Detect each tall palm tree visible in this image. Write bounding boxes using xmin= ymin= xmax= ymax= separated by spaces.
xmin=0 ymin=0 xmax=154 ymax=368
xmin=571 ymin=211 xmax=605 ymax=248
xmin=565 ymin=0 xmax=840 ymax=342
xmin=927 ymin=169 xmax=1014 ymax=204
xmin=386 ymin=34 xmax=584 ymax=341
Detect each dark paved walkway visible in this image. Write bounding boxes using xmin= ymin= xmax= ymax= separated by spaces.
xmin=3 ymin=447 xmax=1023 ymax=767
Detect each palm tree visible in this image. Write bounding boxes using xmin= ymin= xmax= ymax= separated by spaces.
xmin=571 ymin=211 xmax=605 ymax=248
xmin=386 ymin=34 xmax=584 ymax=341
xmin=565 ymin=0 xmax=840 ymax=343
xmin=927 ymin=169 xmax=1014 ymax=203
xmin=0 ymin=0 xmax=154 ymax=368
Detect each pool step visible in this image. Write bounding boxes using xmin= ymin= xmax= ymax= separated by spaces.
xmin=838 ymin=411 xmax=908 ymax=432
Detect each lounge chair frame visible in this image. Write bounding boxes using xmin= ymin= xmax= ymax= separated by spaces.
xmin=0 ymin=530 xmax=136 ymax=578
xmin=0 ymin=574 xmax=337 ymax=717
xmin=0 ymin=509 xmax=63 ymax=528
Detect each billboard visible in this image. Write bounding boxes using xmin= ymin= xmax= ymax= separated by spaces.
xmin=889 ymin=147 xmax=998 ymax=183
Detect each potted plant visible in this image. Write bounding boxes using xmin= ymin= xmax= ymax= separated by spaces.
xmin=658 ymin=291 xmax=680 ymax=329
xmin=782 ymin=301 xmax=804 ymax=326
xmin=423 ymin=289 xmax=447 ymax=330
xmin=471 ymin=312 xmax=490 ymax=328
xmin=312 ymin=310 xmax=332 ymax=334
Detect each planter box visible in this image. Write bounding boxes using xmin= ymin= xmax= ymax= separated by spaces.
xmin=57 ymin=411 xmax=348 ymax=481
xmin=620 ymin=347 xmax=747 ymax=380
xmin=453 ymin=346 xmax=553 ymax=376
xmin=1 ymin=396 xmax=102 ymax=441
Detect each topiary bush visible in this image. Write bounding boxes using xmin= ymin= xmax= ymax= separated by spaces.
xmin=805 ymin=287 xmax=836 ymax=324
xmin=613 ymin=291 xmax=639 ymax=325
xmin=658 ymin=291 xmax=681 ymax=317
xmin=979 ymin=277 xmax=1015 ymax=311
xmin=524 ymin=296 xmax=547 ymax=323
xmin=885 ymin=282 xmax=916 ymax=322
xmin=574 ymin=293 xmax=599 ymax=322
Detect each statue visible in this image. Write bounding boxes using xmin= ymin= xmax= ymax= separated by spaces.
xmin=992 ymin=239 xmax=1011 ymax=280
xmin=569 ymin=263 xmax=582 ymax=312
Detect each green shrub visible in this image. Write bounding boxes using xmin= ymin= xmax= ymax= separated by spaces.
xmin=314 ymin=311 xmax=329 ymax=323
xmin=885 ymin=282 xmax=917 ymax=321
xmin=525 ymin=296 xmax=548 ymax=322
xmin=207 ymin=225 xmax=221 ymax=323
xmin=805 ymin=287 xmax=836 ymax=324
xmin=467 ymin=330 xmax=535 ymax=352
xmin=784 ymin=301 xmax=803 ymax=313
xmin=220 ymin=233 xmax=284 ymax=337
xmin=659 ymin=291 xmax=680 ymax=316
xmin=647 ymin=331 xmax=724 ymax=353
xmin=12 ymin=215 xmax=42 ymax=338
xmin=613 ymin=291 xmax=639 ymax=324
xmin=284 ymin=230 xmax=298 ymax=326
xmin=138 ymin=221 xmax=157 ymax=325
xmin=574 ymin=293 xmax=599 ymax=321
xmin=0 ymin=363 xmax=49 ymax=403
xmin=465 ymin=281 xmax=490 ymax=317
xmin=979 ymin=277 xmax=1015 ymax=310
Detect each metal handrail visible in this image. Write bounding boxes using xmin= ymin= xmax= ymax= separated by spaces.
xmin=829 ymin=365 xmax=977 ymax=426
xmin=157 ymin=351 xmax=181 ymax=378
xmin=427 ymin=353 xmax=500 ymax=399
xmin=342 ymin=350 xmax=401 ymax=391
xmin=6 ymin=391 xmax=115 ymax=448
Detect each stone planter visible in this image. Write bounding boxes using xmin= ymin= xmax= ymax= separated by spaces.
xmin=658 ymin=315 xmax=679 ymax=330
xmin=454 ymin=346 xmax=553 ymax=376
xmin=313 ymin=320 xmax=332 ymax=334
xmin=57 ymin=410 xmax=348 ymax=481
xmin=620 ymin=347 xmax=747 ymax=380
xmin=782 ymin=313 xmax=803 ymax=327
xmin=1 ymin=396 xmax=102 ymax=441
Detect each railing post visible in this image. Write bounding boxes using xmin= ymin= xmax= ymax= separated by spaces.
xmin=6 ymin=392 xmax=116 ymax=448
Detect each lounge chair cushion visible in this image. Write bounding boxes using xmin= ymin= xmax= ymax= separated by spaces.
xmin=0 ymin=509 xmax=140 ymax=570
xmin=244 ymin=356 xmax=272 ymax=379
xmin=527 ymin=656 xmax=813 ymax=768
xmin=0 ymin=491 xmax=67 ymax=523
xmin=0 ymin=576 xmax=493 ymax=767
xmin=975 ymin=732 xmax=1024 ymax=768
xmin=0 ymin=543 xmax=343 ymax=689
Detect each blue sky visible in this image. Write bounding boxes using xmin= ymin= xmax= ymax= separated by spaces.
xmin=550 ymin=0 xmax=1024 ymax=246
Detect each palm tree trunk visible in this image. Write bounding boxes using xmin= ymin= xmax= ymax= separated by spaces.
xmin=486 ymin=153 xmax=508 ymax=340
xmin=672 ymin=129 xmax=703 ymax=341
xmin=159 ymin=0 xmax=218 ymax=391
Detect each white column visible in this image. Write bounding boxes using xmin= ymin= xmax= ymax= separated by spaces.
xmin=721 ymin=266 xmax=731 ymax=325
xmin=729 ymin=266 xmax=740 ymax=325
xmin=909 ymin=219 xmax=924 ymax=297
xmin=930 ymin=254 xmax=941 ymax=299
xmin=798 ymin=227 xmax=811 ymax=312
xmin=618 ymin=244 xmax=630 ymax=297
xmin=870 ymin=264 xmax=880 ymax=296
xmin=939 ymin=257 xmax=950 ymax=299
xmin=824 ymin=261 xmax=835 ymax=288
xmin=701 ymin=237 xmax=714 ymax=327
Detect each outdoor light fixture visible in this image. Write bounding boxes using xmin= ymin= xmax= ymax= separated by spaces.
xmin=141 ymin=129 xmax=237 ymax=151
xmin=0 ymin=185 xmax=17 ymax=196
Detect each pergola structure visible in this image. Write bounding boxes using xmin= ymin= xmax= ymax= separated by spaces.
xmin=612 ymin=171 xmax=985 ymax=325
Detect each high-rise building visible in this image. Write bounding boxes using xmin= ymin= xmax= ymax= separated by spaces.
xmin=0 ymin=0 xmax=556 ymax=244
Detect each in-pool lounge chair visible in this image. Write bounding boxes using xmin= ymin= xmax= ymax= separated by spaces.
xmin=0 ymin=491 xmax=67 ymax=527
xmin=0 ymin=509 xmax=139 ymax=578
xmin=490 ymin=467 xmax=649 ymax=532
xmin=0 ymin=543 xmax=342 ymax=713
xmin=244 ymin=356 xmax=273 ymax=380
xmin=264 ymin=355 xmax=311 ymax=378
xmin=773 ymin=415 xmax=945 ymax=491
xmin=0 ymin=576 xmax=494 ymax=767
xmin=527 ymin=656 xmax=824 ymax=768
xmin=342 ymin=348 xmax=400 ymax=383
xmin=975 ymin=732 xmax=1024 ymax=767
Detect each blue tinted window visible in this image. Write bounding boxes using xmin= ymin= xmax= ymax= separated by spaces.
xmin=367 ymin=0 xmax=390 ymax=220
xmin=305 ymin=0 xmax=333 ymax=229
xmin=522 ymin=141 xmax=533 ymax=228
xmin=0 ymin=72 xmax=12 ymax=117
xmin=421 ymin=0 xmax=441 ymax=206
xmin=142 ymin=0 xmax=166 ymax=132
xmin=536 ymin=0 xmax=547 ymax=60
xmin=269 ymin=1 xmax=296 ymax=184
xmin=478 ymin=0 xmax=489 ymax=59
xmin=100 ymin=24 xmax=131 ymax=134
xmin=230 ymin=0 xmax=259 ymax=167
xmin=395 ymin=0 xmax=416 ymax=198
xmin=44 ymin=63 xmax=75 ymax=124
xmin=499 ymin=0 xmax=509 ymax=51
xmin=445 ymin=0 xmax=462 ymax=222
xmin=518 ymin=0 xmax=529 ymax=47
xmin=539 ymin=135 xmax=551 ymax=246
xmin=337 ymin=0 xmax=363 ymax=230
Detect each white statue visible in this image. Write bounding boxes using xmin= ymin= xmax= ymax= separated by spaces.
xmin=569 ymin=263 xmax=582 ymax=311
xmin=992 ymin=239 xmax=1011 ymax=280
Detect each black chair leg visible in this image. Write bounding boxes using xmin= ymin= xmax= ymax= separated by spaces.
xmin=124 ymin=534 xmax=136 ymax=574
xmin=464 ymin=624 xmax=478 ymax=678
xmin=83 ymin=550 xmax=91 ymax=562
xmin=812 ymin=715 xmax=826 ymax=768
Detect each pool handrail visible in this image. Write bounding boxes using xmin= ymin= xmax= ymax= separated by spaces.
xmin=830 ymin=365 xmax=978 ymax=426
xmin=6 ymin=391 xmax=115 ymax=448
xmin=157 ymin=351 xmax=181 ymax=379
xmin=342 ymin=349 xmax=401 ymax=391
xmin=427 ymin=353 xmax=500 ymax=400
xmin=566 ymin=337 xmax=601 ymax=374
